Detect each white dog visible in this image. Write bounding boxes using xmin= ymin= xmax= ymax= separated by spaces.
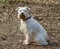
xmin=16 ymin=6 xmax=49 ymax=45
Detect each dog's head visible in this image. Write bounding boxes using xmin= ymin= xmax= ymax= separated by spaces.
xmin=16 ymin=6 xmax=31 ymax=20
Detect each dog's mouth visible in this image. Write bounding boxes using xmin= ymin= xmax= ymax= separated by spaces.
xmin=20 ymin=14 xmax=26 ymax=20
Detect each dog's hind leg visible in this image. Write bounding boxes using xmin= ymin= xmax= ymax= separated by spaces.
xmin=35 ymin=34 xmax=48 ymax=46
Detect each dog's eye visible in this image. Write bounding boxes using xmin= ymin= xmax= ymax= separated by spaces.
xmin=24 ymin=10 xmax=27 ymax=12
xmin=20 ymin=10 xmax=21 ymax=12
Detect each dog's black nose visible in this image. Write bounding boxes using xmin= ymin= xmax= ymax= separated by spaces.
xmin=21 ymin=13 xmax=24 ymax=15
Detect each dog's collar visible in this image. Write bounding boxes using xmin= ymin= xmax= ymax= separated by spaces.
xmin=23 ymin=16 xmax=31 ymax=21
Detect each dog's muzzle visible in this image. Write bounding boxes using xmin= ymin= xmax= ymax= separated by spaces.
xmin=20 ymin=13 xmax=26 ymax=19
xmin=18 ymin=13 xmax=26 ymax=19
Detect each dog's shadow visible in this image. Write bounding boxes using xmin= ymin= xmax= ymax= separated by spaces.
xmin=29 ymin=42 xmax=60 ymax=47
xmin=48 ymin=42 xmax=60 ymax=47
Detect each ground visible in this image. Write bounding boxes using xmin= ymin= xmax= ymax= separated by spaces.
xmin=0 ymin=0 xmax=60 ymax=49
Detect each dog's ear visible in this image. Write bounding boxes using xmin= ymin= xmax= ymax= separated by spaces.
xmin=25 ymin=6 xmax=31 ymax=11
xmin=15 ymin=7 xmax=21 ymax=11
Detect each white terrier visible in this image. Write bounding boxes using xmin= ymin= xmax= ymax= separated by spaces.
xmin=16 ymin=6 xmax=49 ymax=45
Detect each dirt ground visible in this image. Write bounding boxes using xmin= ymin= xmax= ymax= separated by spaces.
xmin=0 ymin=0 xmax=60 ymax=49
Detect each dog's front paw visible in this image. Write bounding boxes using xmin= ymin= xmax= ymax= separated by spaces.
xmin=23 ymin=40 xmax=29 ymax=45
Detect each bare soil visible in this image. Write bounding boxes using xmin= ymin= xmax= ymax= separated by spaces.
xmin=0 ymin=0 xmax=60 ymax=49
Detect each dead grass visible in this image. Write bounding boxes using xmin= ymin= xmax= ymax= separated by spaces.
xmin=0 ymin=0 xmax=60 ymax=49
